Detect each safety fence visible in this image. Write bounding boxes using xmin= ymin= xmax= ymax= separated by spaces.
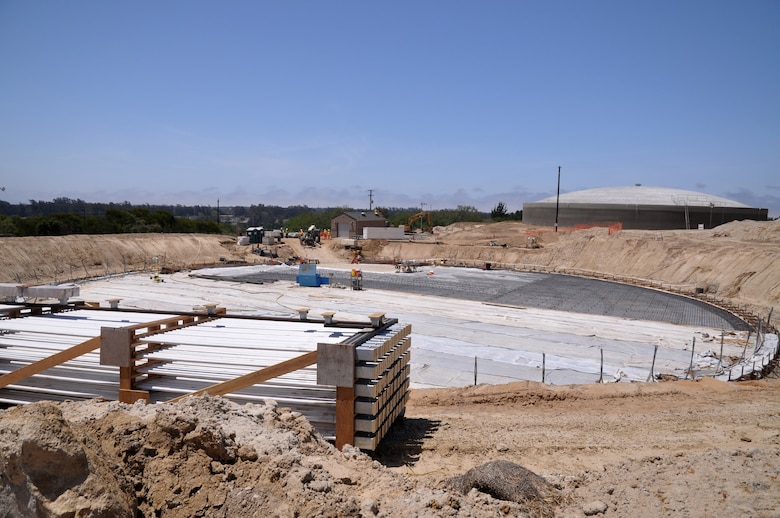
xmin=441 ymin=326 xmax=779 ymax=387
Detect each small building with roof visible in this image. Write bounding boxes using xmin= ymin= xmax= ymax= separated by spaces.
xmin=331 ymin=210 xmax=388 ymax=238
xmin=522 ymin=185 xmax=768 ymax=230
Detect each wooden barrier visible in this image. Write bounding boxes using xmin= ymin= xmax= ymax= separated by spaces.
xmin=101 ymin=310 xmax=224 ymax=403
xmin=0 ymin=336 xmax=102 ymax=390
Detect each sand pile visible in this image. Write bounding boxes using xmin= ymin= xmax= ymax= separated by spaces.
xmin=0 ymin=396 xmax=558 ymax=517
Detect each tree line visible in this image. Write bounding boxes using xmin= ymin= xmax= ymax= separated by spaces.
xmin=0 ymin=198 xmax=521 ymax=237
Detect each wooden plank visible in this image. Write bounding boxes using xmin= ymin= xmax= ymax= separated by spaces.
xmin=119 ymin=389 xmax=150 ymax=404
xmin=335 ymin=385 xmax=355 ymax=450
xmin=0 ymin=336 xmax=101 ymax=389
xmin=129 ymin=314 xmax=213 ymax=338
xmin=167 ymin=350 xmax=318 ymax=402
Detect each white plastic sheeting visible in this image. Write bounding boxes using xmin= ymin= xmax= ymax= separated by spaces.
xmin=76 ymin=266 xmax=771 ymax=388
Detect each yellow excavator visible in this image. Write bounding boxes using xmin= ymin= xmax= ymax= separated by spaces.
xmin=404 ymin=211 xmax=432 ymax=233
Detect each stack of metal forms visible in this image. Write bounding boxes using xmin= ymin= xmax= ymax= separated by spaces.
xmin=353 ymin=323 xmax=411 ymax=450
xmin=0 ymin=306 xmax=176 ymax=404
xmin=0 ymin=304 xmax=411 ymax=451
xmin=133 ymin=317 xmax=357 ymax=437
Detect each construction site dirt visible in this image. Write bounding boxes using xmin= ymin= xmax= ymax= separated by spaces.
xmin=0 ymin=219 xmax=778 ymax=517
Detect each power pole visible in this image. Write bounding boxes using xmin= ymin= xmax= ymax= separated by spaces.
xmin=368 ymin=189 xmax=374 ymax=211
xmin=217 ymin=199 xmax=220 ymax=225
xmin=555 ymin=166 xmax=561 ymax=232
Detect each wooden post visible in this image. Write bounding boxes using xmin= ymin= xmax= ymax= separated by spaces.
xmin=120 ymin=389 xmax=150 ymax=403
xmin=474 ymin=356 xmax=477 ymax=386
xmin=335 ymin=386 xmax=355 ymax=450
xmin=541 ymin=353 xmax=546 ymax=383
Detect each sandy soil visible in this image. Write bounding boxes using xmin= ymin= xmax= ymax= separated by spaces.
xmin=381 ymin=378 xmax=780 ymax=517
xmin=2 ymin=220 xmax=778 ymax=312
xmin=1 ymin=221 xmax=779 ymax=517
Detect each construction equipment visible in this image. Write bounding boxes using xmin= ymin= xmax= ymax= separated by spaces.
xmin=350 ymin=269 xmax=363 ymax=290
xmin=252 ymin=247 xmax=278 ymax=258
xmin=299 ymin=225 xmax=321 ymax=247
xmin=395 ymin=260 xmax=423 ymax=273
xmin=404 ymin=211 xmax=432 ymax=233
xmin=526 ymin=236 xmax=541 ymax=249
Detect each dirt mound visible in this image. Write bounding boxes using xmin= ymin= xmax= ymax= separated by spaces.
xmin=0 ymin=396 xmax=560 ymax=517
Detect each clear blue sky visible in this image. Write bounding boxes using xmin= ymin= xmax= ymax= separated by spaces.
xmin=1 ymin=1 xmax=778 ymax=216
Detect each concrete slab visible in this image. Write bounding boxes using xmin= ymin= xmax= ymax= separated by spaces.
xmin=74 ymin=265 xmax=761 ymax=388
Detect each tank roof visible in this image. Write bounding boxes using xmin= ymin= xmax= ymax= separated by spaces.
xmin=533 ymin=185 xmax=750 ymax=208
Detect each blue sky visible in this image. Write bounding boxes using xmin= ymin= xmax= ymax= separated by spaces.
xmin=1 ymin=1 xmax=778 ymax=217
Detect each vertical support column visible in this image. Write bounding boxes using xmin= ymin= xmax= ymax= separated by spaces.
xmin=118 ymin=367 xmax=150 ymax=403
xmin=335 ymin=386 xmax=355 ymax=450
xmin=119 ymin=366 xmax=132 ymax=390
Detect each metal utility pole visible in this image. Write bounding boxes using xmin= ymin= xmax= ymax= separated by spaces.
xmin=368 ymin=189 xmax=374 ymax=211
xmin=555 ymin=166 xmax=561 ymax=232
xmin=217 ymin=199 xmax=220 ymax=225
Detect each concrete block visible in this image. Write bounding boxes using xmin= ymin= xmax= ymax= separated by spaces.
xmin=317 ymin=342 xmax=354 ymax=386
xmin=100 ymin=327 xmax=133 ymax=367
xmin=25 ymin=284 xmax=80 ymax=303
